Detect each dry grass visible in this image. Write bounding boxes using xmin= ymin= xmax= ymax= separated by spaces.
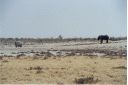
xmin=0 ymin=56 xmax=126 ymax=84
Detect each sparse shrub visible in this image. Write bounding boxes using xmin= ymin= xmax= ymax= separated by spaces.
xmin=25 ymin=66 xmax=43 ymax=74
xmin=35 ymin=53 xmax=44 ymax=56
xmin=24 ymin=74 xmax=30 ymax=76
xmin=106 ymin=74 xmax=113 ymax=78
xmin=40 ymin=51 xmax=45 ymax=54
xmin=2 ymin=60 xmax=9 ymax=63
xmin=35 ymin=53 xmax=40 ymax=56
xmin=36 ymin=70 xmax=43 ymax=74
xmin=45 ymin=51 xmax=52 ymax=57
xmin=110 ymin=56 xmax=118 ymax=59
xmin=74 ymin=75 xmax=99 ymax=84
xmin=94 ymin=62 xmax=97 ymax=64
xmin=16 ymin=55 xmax=21 ymax=59
xmin=16 ymin=53 xmax=25 ymax=59
xmin=110 ymin=37 xmax=127 ymax=41
xmin=43 ymin=56 xmax=48 ymax=60
xmin=58 ymin=35 xmax=63 ymax=40
xmin=0 ymin=56 xmax=3 ymax=60
xmin=34 ymin=66 xmax=42 ymax=70
xmin=57 ymin=82 xmax=64 ymax=85
xmin=26 ymin=66 xmax=42 ymax=70
xmin=29 ymin=67 xmax=33 ymax=70
xmin=52 ymin=57 xmax=57 ymax=59
xmin=2 ymin=55 xmax=13 ymax=58
xmin=32 ymin=56 xmax=39 ymax=59
xmin=65 ymin=52 xmax=75 ymax=56
xmin=112 ymin=66 xmax=127 ymax=69
xmin=1 ymin=78 xmax=7 ymax=80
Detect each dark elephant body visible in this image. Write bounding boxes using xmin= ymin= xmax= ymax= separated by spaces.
xmin=98 ymin=35 xmax=109 ymax=44
xmin=15 ymin=41 xmax=22 ymax=47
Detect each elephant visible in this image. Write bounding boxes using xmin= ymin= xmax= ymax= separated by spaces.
xmin=98 ymin=35 xmax=109 ymax=44
xmin=15 ymin=41 xmax=22 ymax=47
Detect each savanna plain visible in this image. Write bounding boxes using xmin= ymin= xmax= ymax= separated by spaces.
xmin=0 ymin=39 xmax=127 ymax=84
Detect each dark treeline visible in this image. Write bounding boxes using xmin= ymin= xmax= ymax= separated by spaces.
xmin=0 ymin=36 xmax=127 ymax=45
xmin=0 ymin=37 xmax=97 ymax=45
xmin=109 ymin=37 xmax=127 ymax=41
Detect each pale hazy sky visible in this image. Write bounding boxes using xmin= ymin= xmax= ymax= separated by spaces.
xmin=0 ymin=0 xmax=127 ymax=38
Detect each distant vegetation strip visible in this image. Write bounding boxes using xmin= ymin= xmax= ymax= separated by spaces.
xmin=0 ymin=36 xmax=127 ymax=44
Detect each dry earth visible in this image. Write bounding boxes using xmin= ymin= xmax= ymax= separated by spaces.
xmin=0 ymin=56 xmax=127 ymax=84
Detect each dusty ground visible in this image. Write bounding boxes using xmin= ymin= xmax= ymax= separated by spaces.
xmin=0 ymin=40 xmax=127 ymax=57
xmin=0 ymin=40 xmax=127 ymax=84
xmin=0 ymin=56 xmax=127 ymax=84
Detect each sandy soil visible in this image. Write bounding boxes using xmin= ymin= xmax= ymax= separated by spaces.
xmin=0 ymin=56 xmax=126 ymax=84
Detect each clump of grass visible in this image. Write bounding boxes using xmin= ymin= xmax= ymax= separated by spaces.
xmin=2 ymin=60 xmax=9 ymax=63
xmin=1 ymin=78 xmax=7 ymax=80
xmin=16 ymin=55 xmax=20 ymax=59
xmin=27 ymin=66 xmax=42 ymax=70
xmin=33 ymin=66 xmax=42 ymax=70
xmin=34 ymin=66 xmax=43 ymax=74
xmin=74 ymin=75 xmax=99 ymax=84
xmin=36 ymin=70 xmax=43 ymax=74
xmin=106 ymin=74 xmax=113 ymax=78
xmin=110 ymin=57 xmax=117 ymax=60
xmin=32 ymin=56 xmax=48 ymax=60
xmin=112 ymin=66 xmax=127 ymax=69
xmin=24 ymin=74 xmax=30 ymax=76
xmin=25 ymin=66 xmax=43 ymax=74
xmin=57 ymin=82 xmax=64 ymax=85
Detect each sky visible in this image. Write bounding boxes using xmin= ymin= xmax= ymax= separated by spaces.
xmin=0 ymin=0 xmax=127 ymax=38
